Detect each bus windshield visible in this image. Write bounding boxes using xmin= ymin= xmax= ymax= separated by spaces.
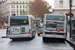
xmin=46 ymin=15 xmax=64 ymax=21
xmin=10 ymin=16 xmax=29 ymax=25
xmin=35 ymin=20 xmax=41 ymax=27
xmin=36 ymin=20 xmax=40 ymax=25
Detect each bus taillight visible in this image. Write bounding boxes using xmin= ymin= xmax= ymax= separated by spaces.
xmin=28 ymin=29 xmax=31 ymax=34
xmin=9 ymin=30 xmax=10 ymax=34
xmin=60 ymin=30 xmax=64 ymax=31
xmin=56 ymin=28 xmax=64 ymax=31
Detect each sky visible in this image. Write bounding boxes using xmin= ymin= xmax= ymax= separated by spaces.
xmin=45 ymin=0 xmax=54 ymax=8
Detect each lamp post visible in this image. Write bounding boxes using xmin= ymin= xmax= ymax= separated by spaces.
xmin=70 ymin=0 xmax=72 ymax=38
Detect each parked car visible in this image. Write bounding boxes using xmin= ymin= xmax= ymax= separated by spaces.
xmin=37 ymin=23 xmax=43 ymax=36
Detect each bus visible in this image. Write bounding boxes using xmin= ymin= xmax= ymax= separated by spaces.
xmin=35 ymin=18 xmax=41 ymax=27
xmin=42 ymin=14 xmax=67 ymax=42
xmin=6 ymin=15 xmax=36 ymax=41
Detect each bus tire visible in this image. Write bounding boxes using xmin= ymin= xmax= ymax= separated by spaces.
xmin=33 ymin=33 xmax=35 ymax=38
xmin=38 ymin=34 xmax=40 ymax=36
xmin=61 ymin=39 xmax=66 ymax=43
xmin=31 ymin=32 xmax=34 ymax=39
xmin=43 ymin=37 xmax=46 ymax=42
xmin=12 ymin=38 xmax=15 ymax=41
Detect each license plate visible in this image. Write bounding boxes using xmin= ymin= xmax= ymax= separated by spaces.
xmin=53 ymin=33 xmax=57 ymax=35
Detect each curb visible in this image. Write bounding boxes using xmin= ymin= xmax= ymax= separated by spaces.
xmin=66 ymin=39 xmax=75 ymax=49
xmin=2 ymin=36 xmax=8 ymax=38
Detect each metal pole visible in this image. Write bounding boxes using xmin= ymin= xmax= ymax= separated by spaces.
xmin=70 ymin=0 xmax=72 ymax=38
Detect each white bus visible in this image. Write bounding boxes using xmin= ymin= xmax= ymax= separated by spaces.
xmin=42 ymin=14 xmax=67 ymax=42
xmin=6 ymin=15 xmax=36 ymax=41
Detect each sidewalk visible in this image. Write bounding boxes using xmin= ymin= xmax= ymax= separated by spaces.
xmin=66 ymin=26 xmax=75 ymax=50
xmin=66 ymin=38 xmax=75 ymax=50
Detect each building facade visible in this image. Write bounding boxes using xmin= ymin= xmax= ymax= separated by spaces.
xmin=3 ymin=0 xmax=34 ymax=16
xmin=0 ymin=1 xmax=8 ymax=17
xmin=54 ymin=0 xmax=75 ymax=16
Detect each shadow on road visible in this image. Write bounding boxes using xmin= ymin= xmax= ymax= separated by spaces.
xmin=43 ymin=38 xmax=65 ymax=44
xmin=10 ymin=38 xmax=34 ymax=42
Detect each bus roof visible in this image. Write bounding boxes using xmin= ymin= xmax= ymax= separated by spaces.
xmin=46 ymin=14 xmax=65 ymax=16
xmin=11 ymin=15 xmax=33 ymax=17
xmin=10 ymin=15 xmax=35 ymax=20
xmin=10 ymin=15 xmax=35 ymax=18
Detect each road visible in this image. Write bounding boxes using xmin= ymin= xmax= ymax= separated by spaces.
xmin=0 ymin=29 xmax=73 ymax=50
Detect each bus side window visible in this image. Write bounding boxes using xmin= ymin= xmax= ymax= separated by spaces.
xmin=31 ymin=20 xmax=35 ymax=28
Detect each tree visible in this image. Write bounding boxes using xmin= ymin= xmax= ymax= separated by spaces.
xmin=1 ymin=17 xmax=7 ymax=25
xmin=29 ymin=0 xmax=51 ymax=20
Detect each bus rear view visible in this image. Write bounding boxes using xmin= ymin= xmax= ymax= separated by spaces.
xmin=7 ymin=15 xmax=36 ymax=41
xmin=43 ymin=14 xmax=67 ymax=42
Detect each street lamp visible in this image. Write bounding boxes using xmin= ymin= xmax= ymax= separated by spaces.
xmin=69 ymin=0 xmax=72 ymax=38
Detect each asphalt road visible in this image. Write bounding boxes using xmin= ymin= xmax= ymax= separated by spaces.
xmin=0 ymin=29 xmax=73 ymax=50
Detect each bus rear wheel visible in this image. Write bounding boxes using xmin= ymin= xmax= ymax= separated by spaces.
xmin=43 ymin=37 xmax=46 ymax=42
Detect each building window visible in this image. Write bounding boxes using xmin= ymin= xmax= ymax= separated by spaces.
xmin=29 ymin=1 xmax=33 ymax=4
xmin=17 ymin=9 xmax=18 ymax=12
xmin=11 ymin=5 xmax=15 ymax=8
xmin=23 ymin=1 xmax=24 ymax=4
xmin=20 ymin=9 xmax=21 ymax=11
xmin=17 ymin=1 xmax=18 ymax=4
xmin=12 ymin=9 xmax=15 ymax=13
xmin=11 ymin=1 xmax=15 ymax=3
xmin=26 ymin=1 xmax=27 ymax=4
xmin=60 ymin=0 xmax=63 ymax=7
xmin=12 ymin=9 xmax=13 ymax=12
xmin=26 ymin=5 xmax=27 ymax=8
xmin=20 ymin=5 xmax=21 ymax=8
xmin=11 ymin=1 xmax=13 ymax=3
xmin=17 ymin=5 xmax=18 ymax=8
xmin=20 ymin=1 xmax=21 ymax=3
xmin=26 ymin=9 xmax=27 ymax=11
xmin=23 ymin=5 xmax=25 ymax=8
